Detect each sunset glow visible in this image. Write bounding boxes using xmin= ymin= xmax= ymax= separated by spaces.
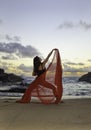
xmin=0 ymin=0 xmax=91 ymax=77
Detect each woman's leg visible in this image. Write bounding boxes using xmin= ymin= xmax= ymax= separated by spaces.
xmin=40 ymin=80 xmax=58 ymax=97
xmin=16 ymin=78 xmax=39 ymax=103
xmin=16 ymin=75 xmax=58 ymax=103
xmin=39 ymin=77 xmax=59 ymax=103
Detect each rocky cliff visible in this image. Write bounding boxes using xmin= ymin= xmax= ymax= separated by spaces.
xmin=78 ymin=72 xmax=91 ymax=83
xmin=0 ymin=68 xmax=23 ymax=84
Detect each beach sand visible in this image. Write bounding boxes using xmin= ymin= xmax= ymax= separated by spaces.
xmin=0 ymin=98 xmax=91 ymax=130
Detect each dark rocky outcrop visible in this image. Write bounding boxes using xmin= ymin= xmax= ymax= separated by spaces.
xmin=0 ymin=68 xmax=23 ymax=84
xmin=0 ymin=87 xmax=26 ymax=93
xmin=78 ymin=72 xmax=91 ymax=83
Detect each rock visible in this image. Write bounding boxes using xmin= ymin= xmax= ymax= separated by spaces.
xmin=78 ymin=72 xmax=91 ymax=83
xmin=7 ymin=73 xmax=23 ymax=83
xmin=0 ymin=68 xmax=23 ymax=84
xmin=0 ymin=68 xmax=4 ymax=73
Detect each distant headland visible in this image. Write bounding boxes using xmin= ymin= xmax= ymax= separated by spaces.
xmin=78 ymin=72 xmax=91 ymax=83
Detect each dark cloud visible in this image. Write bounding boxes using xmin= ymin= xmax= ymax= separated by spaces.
xmin=0 ymin=42 xmax=40 ymax=58
xmin=58 ymin=20 xmax=91 ymax=30
xmin=78 ymin=63 xmax=85 ymax=66
xmin=64 ymin=62 xmax=85 ymax=66
xmin=63 ymin=64 xmax=78 ymax=72
xmin=63 ymin=64 xmax=91 ymax=73
xmin=58 ymin=21 xmax=74 ymax=29
xmin=88 ymin=59 xmax=91 ymax=62
xmin=17 ymin=64 xmax=33 ymax=72
xmin=64 ymin=62 xmax=77 ymax=65
xmin=79 ymin=20 xmax=91 ymax=30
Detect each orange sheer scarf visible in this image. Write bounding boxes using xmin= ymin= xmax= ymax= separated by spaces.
xmin=16 ymin=49 xmax=63 ymax=104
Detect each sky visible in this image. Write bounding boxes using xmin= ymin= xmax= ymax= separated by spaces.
xmin=0 ymin=0 xmax=91 ymax=77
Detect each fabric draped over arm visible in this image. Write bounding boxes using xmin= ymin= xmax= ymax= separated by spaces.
xmin=16 ymin=49 xmax=63 ymax=104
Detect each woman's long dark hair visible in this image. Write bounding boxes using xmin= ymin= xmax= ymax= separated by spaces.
xmin=33 ymin=56 xmax=41 ymax=74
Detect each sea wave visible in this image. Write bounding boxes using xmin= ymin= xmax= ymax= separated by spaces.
xmin=0 ymin=76 xmax=91 ymax=99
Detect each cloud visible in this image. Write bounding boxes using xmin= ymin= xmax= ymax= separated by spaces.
xmin=17 ymin=64 xmax=33 ymax=72
xmin=58 ymin=21 xmax=74 ymax=29
xmin=0 ymin=42 xmax=40 ymax=58
xmin=5 ymin=35 xmax=21 ymax=42
xmin=63 ymin=63 xmax=91 ymax=73
xmin=88 ymin=59 xmax=91 ymax=62
xmin=0 ymin=61 xmax=12 ymax=71
xmin=58 ymin=20 xmax=91 ymax=30
xmin=0 ymin=61 xmax=33 ymax=75
xmin=1 ymin=54 xmax=17 ymax=60
xmin=64 ymin=62 xmax=85 ymax=66
xmin=63 ymin=64 xmax=78 ymax=72
xmin=0 ymin=34 xmax=21 ymax=42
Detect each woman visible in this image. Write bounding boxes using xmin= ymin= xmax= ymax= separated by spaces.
xmin=16 ymin=49 xmax=58 ymax=103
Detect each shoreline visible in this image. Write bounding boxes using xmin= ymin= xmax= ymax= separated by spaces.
xmin=0 ymin=98 xmax=91 ymax=130
xmin=0 ymin=94 xmax=91 ymax=100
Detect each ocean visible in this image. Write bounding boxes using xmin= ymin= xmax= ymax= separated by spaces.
xmin=0 ymin=76 xmax=91 ymax=100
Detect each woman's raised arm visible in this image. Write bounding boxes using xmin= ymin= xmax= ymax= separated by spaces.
xmin=43 ymin=49 xmax=57 ymax=65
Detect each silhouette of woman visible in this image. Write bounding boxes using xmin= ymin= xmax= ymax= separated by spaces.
xmin=16 ymin=49 xmax=60 ymax=103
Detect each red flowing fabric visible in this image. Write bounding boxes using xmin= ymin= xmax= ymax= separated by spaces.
xmin=17 ymin=49 xmax=63 ymax=104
